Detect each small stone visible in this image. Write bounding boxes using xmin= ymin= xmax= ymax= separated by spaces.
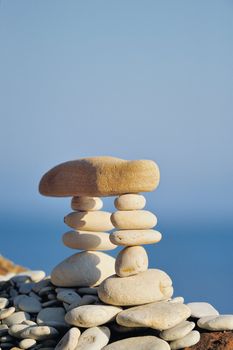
xmin=65 ymin=305 xmax=122 ymax=328
xmin=14 ymin=295 xmax=27 ymax=307
xmin=8 ymin=324 xmax=30 ymax=338
xmin=3 ymin=311 xmax=30 ymax=326
xmin=116 ymin=301 xmax=191 ymax=330
xmin=197 ymin=315 xmax=233 ymax=331
xmin=111 ymin=210 xmax=157 ymax=230
xmin=56 ymin=291 xmax=82 ymax=305
xmin=77 ymin=287 xmax=98 ymax=295
xmin=64 ymin=211 xmax=114 ymax=231
xmin=51 ymin=251 xmax=115 ymax=287
xmin=187 ymin=302 xmax=219 ymax=318
xmin=39 ymin=286 xmax=55 ymax=297
xmin=115 ymin=246 xmax=148 ymax=277
xmin=19 ymin=325 xmax=59 ymax=340
xmin=67 ymin=295 xmax=99 ymax=311
xmin=170 ymin=297 xmax=184 ymax=304
xmin=16 ymin=271 xmax=46 ymax=283
xmin=42 ymin=300 xmax=60 ymax=308
xmin=19 ymin=338 xmax=37 ymax=349
xmin=18 ymin=296 xmax=42 ymax=313
xmin=0 ymin=307 xmax=15 ymax=320
xmin=110 ymin=229 xmax=162 ymax=246
xmin=170 ymin=330 xmax=200 ymax=349
xmin=19 ymin=283 xmax=35 ymax=294
xmin=55 ymin=327 xmax=81 ymax=350
xmin=62 ymin=231 xmax=117 ymax=251
xmin=160 ymin=320 xmax=195 ymax=341
xmin=32 ymin=278 xmax=51 ymax=293
xmin=75 ymin=326 xmax=110 ymax=350
xmin=114 ymin=194 xmax=146 ymax=210
xmin=0 ymin=298 xmax=9 ymax=310
xmin=37 ymin=307 xmax=67 ymax=328
xmin=103 ymin=336 xmax=170 ymax=350
xmin=98 ymin=269 xmax=173 ymax=306
xmin=71 ymin=196 xmax=103 ymax=211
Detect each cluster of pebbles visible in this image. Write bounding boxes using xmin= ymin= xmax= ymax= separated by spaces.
xmin=1 ymin=156 xmax=232 ymax=350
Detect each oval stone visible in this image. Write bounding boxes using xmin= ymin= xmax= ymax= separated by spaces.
xmin=160 ymin=320 xmax=195 ymax=341
xmin=75 ymin=326 xmax=110 ymax=350
xmin=19 ymin=338 xmax=37 ymax=349
xmin=51 ymin=251 xmax=115 ymax=287
xmin=37 ymin=307 xmax=67 ymax=328
xmin=63 ymin=231 xmax=117 ymax=251
xmin=197 ymin=315 xmax=233 ymax=331
xmin=98 ymin=269 xmax=173 ymax=306
xmin=65 ymin=305 xmax=122 ymax=328
xmin=64 ymin=211 xmax=114 ymax=231
xmin=187 ymin=302 xmax=219 ymax=318
xmin=110 ymin=230 xmax=162 ymax=246
xmin=115 ymin=246 xmax=148 ymax=277
xmin=114 ymin=194 xmax=146 ymax=210
xmin=55 ymin=327 xmax=81 ymax=350
xmin=3 ymin=311 xmax=30 ymax=326
xmin=71 ymin=196 xmax=103 ymax=211
xmin=111 ymin=210 xmax=157 ymax=230
xmin=0 ymin=307 xmax=15 ymax=320
xmin=0 ymin=298 xmax=9 ymax=310
xmin=102 ymin=336 xmax=170 ymax=350
xmin=18 ymin=296 xmax=42 ymax=313
xmin=170 ymin=330 xmax=200 ymax=349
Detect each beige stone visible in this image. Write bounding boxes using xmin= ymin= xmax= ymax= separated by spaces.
xmin=197 ymin=315 xmax=233 ymax=331
xmin=64 ymin=211 xmax=114 ymax=231
xmin=63 ymin=231 xmax=117 ymax=251
xmin=115 ymin=246 xmax=148 ymax=277
xmin=0 ymin=307 xmax=15 ymax=320
xmin=170 ymin=330 xmax=200 ymax=349
xmin=18 ymin=325 xmax=59 ymax=340
xmin=51 ymin=251 xmax=115 ymax=287
xmin=19 ymin=338 xmax=37 ymax=349
xmin=39 ymin=157 xmax=160 ymax=197
xmin=65 ymin=305 xmax=122 ymax=327
xmin=116 ymin=301 xmax=191 ymax=330
xmin=111 ymin=210 xmax=157 ymax=230
xmin=187 ymin=302 xmax=219 ymax=318
xmin=55 ymin=327 xmax=81 ymax=350
xmin=3 ymin=311 xmax=30 ymax=326
xmin=160 ymin=320 xmax=195 ymax=341
xmin=114 ymin=194 xmax=146 ymax=210
xmin=103 ymin=336 xmax=170 ymax=350
xmin=75 ymin=326 xmax=110 ymax=350
xmin=110 ymin=229 xmax=162 ymax=246
xmin=71 ymin=196 xmax=103 ymax=211
xmin=98 ymin=269 xmax=173 ymax=306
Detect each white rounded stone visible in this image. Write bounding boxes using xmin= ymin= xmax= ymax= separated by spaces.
xmin=75 ymin=326 xmax=110 ymax=350
xmin=65 ymin=305 xmax=122 ymax=327
xmin=0 ymin=307 xmax=15 ymax=320
xmin=170 ymin=330 xmax=200 ymax=349
xmin=55 ymin=327 xmax=81 ymax=350
xmin=51 ymin=251 xmax=115 ymax=287
xmin=19 ymin=338 xmax=37 ymax=349
xmin=110 ymin=230 xmax=162 ymax=246
xmin=0 ymin=298 xmax=9 ymax=310
xmin=116 ymin=301 xmax=191 ymax=330
xmin=63 ymin=231 xmax=117 ymax=251
xmin=114 ymin=194 xmax=146 ymax=210
xmin=37 ymin=307 xmax=67 ymax=328
xmin=197 ymin=315 xmax=233 ymax=331
xmin=64 ymin=211 xmax=114 ymax=231
xmin=71 ymin=196 xmax=103 ymax=211
xmin=56 ymin=290 xmax=82 ymax=305
xmin=8 ymin=324 xmax=29 ymax=338
xmin=115 ymin=246 xmax=148 ymax=277
xmin=98 ymin=269 xmax=173 ymax=306
xmin=111 ymin=210 xmax=157 ymax=230
xmin=160 ymin=320 xmax=195 ymax=341
xmin=19 ymin=325 xmax=59 ymax=340
xmin=102 ymin=336 xmax=170 ymax=350
xmin=3 ymin=311 xmax=30 ymax=326
xmin=16 ymin=271 xmax=46 ymax=283
xmin=187 ymin=302 xmax=219 ymax=318
xmin=169 ymin=297 xmax=184 ymax=304
xmin=18 ymin=296 xmax=42 ymax=313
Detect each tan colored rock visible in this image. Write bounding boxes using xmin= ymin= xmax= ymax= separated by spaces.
xmin=110 ymin=229 xmax=162 ymax=246
xmin=51 ymin=251 xmax=115 ymax=287
xmin=64 ymin=211 xmax=114 ymax=231
xmin=75 ymin=326 xmax=110 ymax=350
xmin=115 ymin=246 xmax=148 ymax=277
xmin=160 ymin=320 xmax=195 ymax=341
xmin=116 ymin=301 xmax=191 ymax=330
xmin=55 ymin=327 xmax=81 ymax=350
xmin=98 ymin=269 xmax=173 ymax=306
xmin=71 ymin=196 xmax=103 ymax=211
xmin=39 ymin=157 xmax=160 ymax=197
xmin=111 ymin=210 xmax=157 ymax=230
xmin=63 ymin=231 xmax=117 ymax=251
xmin=114 ymin=194 xmax=146 ymax=210
xmin=103 ymin=336 xmax=170 ymax=350
xmin=170 ymin=330 xmax=200 ymax=349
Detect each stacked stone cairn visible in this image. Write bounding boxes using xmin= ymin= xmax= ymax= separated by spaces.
xmin=0 ymin=157 xmax=232 ymax=350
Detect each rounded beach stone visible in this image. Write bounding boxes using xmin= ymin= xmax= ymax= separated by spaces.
xmin=39 ymin=157 xmax=160 ymax=197
xmin=186 ymin=302 xmax=219 ymax=318
xmin=197 ymin=315 xmax=233 ymax=331
xmin=111 ymin=210 xmax=157 ymax=230
xmin=160 ymin=320 xmax=195 ymax=341
xmin=62 ymin=231 xmax=117 ymax=251
xmin=19 ymin=325 xmax=59 ymax=340
xmin=0 ymin=298 xmax=9 ymax=310
xmin=116 ymin=301 xmax=191 ymax=330
xmin=16 ymin=270 xmax=46 ymax=283
xmin=64 ymin=211 xmax=114 ymax=231
xmin=18 ymin=296 xmax=42 ymax=313
xmin=19 ymin=338 xmax=37 ymax=349
xmin=0 ymin=307 xmax=15 ymax=320
xmin=55 ymin=327 xmax=81 ymax=350
xmin=114 ymin=194 xmax=146 ymax=210
xmin=65 ymin=305 xmax=122 ymax=328
xmin=115 ymin=246 xmax=148 ymax=277
xmin=3 ymin=311 xmax=30 ymax=326
xmin=71 ymin=196 xmax=103 ymax=211
xmin=110 ymin=229 xmax=162 ymax=246
xmin=8 ymin=324 xmax=29 ymax=338
xmin=98 ymin=269 xmax=173 ymax=306
xmin=37 ymin=307 xmax=67 ymax=328
xmin=170 ymin=330 xmax=200 ymax=350
xmin=51 ymin=251 xmax=115 ymax=287
xmin=56 ymin=290 xmax=82 ymax=305
xmin=102 ymin=336 xmax=170 ymax=350
xmin=75 ymin=326 xmax=110 ymax=350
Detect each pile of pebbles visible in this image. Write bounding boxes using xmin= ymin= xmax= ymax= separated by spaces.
xmin=0 ymin=270 xmax=233 ymax=350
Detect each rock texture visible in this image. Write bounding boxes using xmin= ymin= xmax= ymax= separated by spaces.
xmin=183 ymin=331 xmax=233 ymax=350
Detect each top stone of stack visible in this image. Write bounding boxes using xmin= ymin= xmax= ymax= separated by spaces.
xmin=39 ymin=156 xmax=160 ymax=197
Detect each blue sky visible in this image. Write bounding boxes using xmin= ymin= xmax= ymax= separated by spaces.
xmin=0 ymin=1 xmax=232 ymax=311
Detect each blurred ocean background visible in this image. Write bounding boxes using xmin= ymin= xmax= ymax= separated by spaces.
xmin=0 ymin=1 xmax=232 ymax=313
